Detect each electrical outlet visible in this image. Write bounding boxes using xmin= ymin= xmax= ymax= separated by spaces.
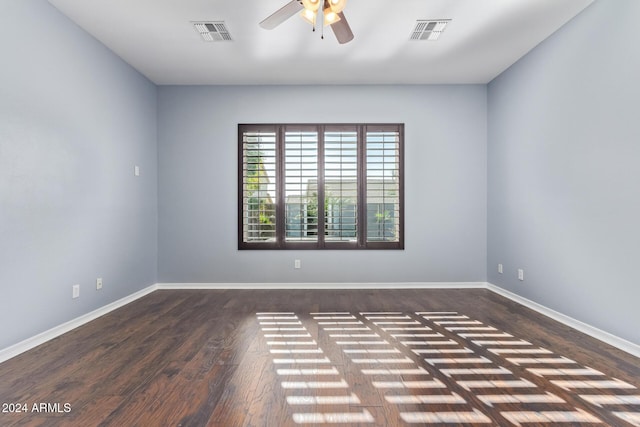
xmin=72 ymin=284 xmax=80 ymax=299
xmin=518 ymin=269 xmax=524 ymax=281
xmin=498 ymin=264 xmax=503 ymax=274
xmin=96 ymin=278 xmax=103 ymax=290
xmin=134 ymin=165 xmax=140 ymax=176
xmin=294 ymin=259 xmax=301 ymax=269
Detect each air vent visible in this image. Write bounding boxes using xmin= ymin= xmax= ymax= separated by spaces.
xmin=410 ymin=20 xmax=450 ymax=41
xmin=193 ymin=21 xmax=233 ymax=42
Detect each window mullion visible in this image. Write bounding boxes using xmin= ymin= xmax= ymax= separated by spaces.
xmin=276 ymin=125 xmax=286 ymax=248
xmin=317 ymin=125 xmax=326 ymax=249
xmin=357 ymin=125 xmax=367 ymax=248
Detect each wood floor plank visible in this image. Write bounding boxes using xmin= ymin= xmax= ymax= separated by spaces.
xmin=0 ymin=291 xmax=186 ymax=392
xmin=0 ymin=289 xmax=638 ymax=427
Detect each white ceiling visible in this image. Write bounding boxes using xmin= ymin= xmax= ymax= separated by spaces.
xmin=47 ymin=0 xmax=593 ymax=85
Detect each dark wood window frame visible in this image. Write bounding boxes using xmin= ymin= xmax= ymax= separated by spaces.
xmin=238 ymin=123 xmax=404 ymax=250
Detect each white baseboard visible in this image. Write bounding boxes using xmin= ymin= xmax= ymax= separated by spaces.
xmin=0 ymin=284 xmax=158 ymax=364
xmin=156 ymin=282 xmax=486 ymax=290
xmin=486 ymin=282 xmax=640 ymax=358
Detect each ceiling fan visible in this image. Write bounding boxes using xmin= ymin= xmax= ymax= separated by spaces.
xmin=260 ymin=0 xmax=354 ymax=44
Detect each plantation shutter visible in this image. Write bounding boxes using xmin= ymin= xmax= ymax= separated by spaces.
xmin=365 ymin=125 xmax=403 ymax=245
xmin=324 ymin=127 xmax=358 ymax=243
xmin=239 ymin=124 xmax=403 ymax=250
xmin=284 ymin=127 xmax=319 ymax=243
xmin=241 ymin=127 xmax=277 ymax=244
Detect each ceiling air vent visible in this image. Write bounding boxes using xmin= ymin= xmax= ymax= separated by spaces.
xmin=410 ymin=20 xmax=450 ymax=41
xmin=193 ymin=21 xmax=233 ymax=42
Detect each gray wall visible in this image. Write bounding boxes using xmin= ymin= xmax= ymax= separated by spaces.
xmin=158 ymin=85 xmax=487 ymax=284
xmin=487 ymin=0 xmax=640 ymax=344
xmin=0 ymin=0 xmax=158 ymax=349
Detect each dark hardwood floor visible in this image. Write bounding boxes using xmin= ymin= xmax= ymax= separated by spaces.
xmin=0 ymin=289 xmax=638 ymax=426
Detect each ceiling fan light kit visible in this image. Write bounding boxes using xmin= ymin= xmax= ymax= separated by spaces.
xmin=299 ymin=0 xmax=344 ymax=28
xmin=323 ymin=9 xmax=341 ymax=26
xmin=328 ymin=0 xmax=347 ymax=13
xmin=260 ymin=0 xmax=354 ymax=44
xmin=302 ymin=0 xmax=321 ymax=12
xmin=300 ymin=8 xmax=317 ymax=25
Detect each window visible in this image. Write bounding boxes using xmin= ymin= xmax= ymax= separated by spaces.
xmin=239 ymin=124 xmax=404 ymax=250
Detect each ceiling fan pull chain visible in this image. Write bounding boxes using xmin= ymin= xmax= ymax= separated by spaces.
xmin=320 ymin=1 xmax=324 ymax=39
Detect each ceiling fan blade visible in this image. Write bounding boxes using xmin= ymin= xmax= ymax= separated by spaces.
xmin=330 ymin=12 xmax=354 ymax=44
xmin=259 ymin=1 xmax=304 ymax=30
